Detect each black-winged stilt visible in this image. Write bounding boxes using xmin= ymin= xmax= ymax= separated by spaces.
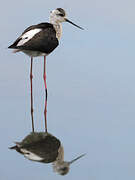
xmin=8 ymin=8 xmax=83 ymax=131
xmin=9 ymin=132 xmax=85 ymax=175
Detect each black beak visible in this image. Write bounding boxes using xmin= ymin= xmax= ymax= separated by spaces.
xmin=65 ymin=18 xmax=84 ymax=30
xmin=69 ymin=154 xmax=86 ymax=165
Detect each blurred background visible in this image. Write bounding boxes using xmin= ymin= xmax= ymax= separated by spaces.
xmin=1 ymin=0 xmax=135 ymax=179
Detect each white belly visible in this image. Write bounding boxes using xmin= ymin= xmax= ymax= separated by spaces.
xmin=22 ymin=50 xmax=48 ymax=57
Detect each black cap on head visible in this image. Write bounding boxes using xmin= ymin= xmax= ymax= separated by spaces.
xmin=56 ymin=8 xmax=66 ymax=17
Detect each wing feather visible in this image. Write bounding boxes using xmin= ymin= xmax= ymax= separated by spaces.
xmin=8 ymin=23 xmax=59 ymax=54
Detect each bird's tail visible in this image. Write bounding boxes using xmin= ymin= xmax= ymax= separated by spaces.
xmin=9 ymin=145 xmax=23 ymax=154
xmin=9 ymin=145 xmax=17 ymax=150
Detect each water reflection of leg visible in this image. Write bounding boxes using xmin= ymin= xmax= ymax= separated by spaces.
xmin=30 ymin=57 xmax=34 ymax=132
xmin=43 ymin=56 xmax=48 ymax=132
xmin=44 ymin=93 xmax=47 ymax=132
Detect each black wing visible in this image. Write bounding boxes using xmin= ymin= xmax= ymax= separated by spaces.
xmin=8 ymin=23 xmax=59 ymax=54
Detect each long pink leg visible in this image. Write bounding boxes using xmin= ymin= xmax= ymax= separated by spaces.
xmin=43 ymin=56 xmax=48 ymax=132
xmin=30 ymin=57 xmax=34 ymax=132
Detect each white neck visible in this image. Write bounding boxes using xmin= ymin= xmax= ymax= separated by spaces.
xmin=49 ymin=17 xmax=62 ymax=40
xmin=50 ymin=18 xmax=59 ymax=25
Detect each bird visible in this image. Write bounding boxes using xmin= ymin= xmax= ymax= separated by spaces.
xmin=9 ymin=132 xmax=85 ymax=175
xmin=8 ymin=8 xmax=84 ymax=131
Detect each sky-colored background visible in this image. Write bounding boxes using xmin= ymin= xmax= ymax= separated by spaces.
xmin=1 ymin=0 xmax=135 ymax=179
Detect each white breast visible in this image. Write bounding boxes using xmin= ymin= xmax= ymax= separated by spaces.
xmin=53 ymin=24 xmax=62 ymax=40
xmin=17 ymin=29 xmax=42 ymax=46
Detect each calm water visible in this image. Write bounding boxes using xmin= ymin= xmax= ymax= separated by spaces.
xmin=1 ymin=1 xmax=135 ymax=180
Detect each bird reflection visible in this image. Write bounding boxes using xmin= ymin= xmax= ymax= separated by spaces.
xmin=10 ymin=132 xmax=85 ymax=175
xmin=10 ymin=57 xmax=85 ymax=175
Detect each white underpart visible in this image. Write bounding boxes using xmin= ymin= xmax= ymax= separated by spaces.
xmin=21 ymin=148 xmax=43 ymax=161
xmin=17 ymin=29 xmax=42 ymax=46
xmin=22 ymin=50 xmax=47 ymax=57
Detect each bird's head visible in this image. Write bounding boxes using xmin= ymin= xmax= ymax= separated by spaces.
xmin=55 ymin=161 xmax=70 ymax=175
xmin=50 ymin=8 xmax=84 ymax=30
xmin=50 ymin=8 xmax=66 ymax=23
xmin=53 ymin=154 xmax=85 ymax=175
